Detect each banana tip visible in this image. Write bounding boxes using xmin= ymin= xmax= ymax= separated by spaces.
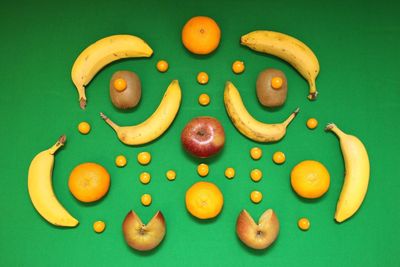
xmin=58 ymin=135 xmax=67 ymax=145
xmin=325 ymin=123 xmax=336 ymax=131
xmin=308 ymin=92 xmax=318 ymax=101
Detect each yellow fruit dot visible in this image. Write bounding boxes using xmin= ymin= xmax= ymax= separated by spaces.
xmin=197 ymin=72 xmax=209 ymax=85
xmin=250 ymin=190 xmax=263 ymax=203
xmin=250 ymin=147 xmax=262 ymax=160
xmin=93 ymin=221 xmax=106 ymax=233
xmin=139 ymin=172 xmax=151 ymax=184
xmin=115 ymin=155 xmax=127 ymax=167
xmin=250 ymin=169 xmax=262 ymax=182
xmin=306 ymin=118 xmax=318 ymax=129
xmin=141 ymin=194 xmax=152 ymax=206
xmin=197 ymin=163 xmax=209 ymax=177
xmin=156 ymin=60 xmax=169 ymax=72
xmin=114 ymin=78 xmax=127 ymax=92
xmin=224 ymin=167 xmax=235 ymax=179
xmin=166 ymin=170 xmax=176 ymax=181
xmin=298 ymin=218 xmax=310 ymax=231
xmin=271 ymin=77 xmax=283 ymax=90
xmin=78 ymin=121 xmax=91 ymax=135
xmin=232 ymin=60 xmax=245 ymax=74
xmin=198 ymin=93 xmax=210 ymax=106
xmin=272 ymin=151 xmax=286 ymax=164
xmin=137 ymin=152 xmax=151 ymax=165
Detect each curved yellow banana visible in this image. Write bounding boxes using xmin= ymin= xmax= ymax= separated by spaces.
xmin=101 ymin=80 xmax=182 ymax=145
xmin=326 ymin=123 xmax=370 ymax=223
xmin=28 ymin=135 xmax=79 ymax=227
xmin=71 ymin=34 xmax=153 ymax=109
xmin=224 ymin=81 xmax=299 ymax=143
xmin=241 ymin=30 xmax=319 ymax=100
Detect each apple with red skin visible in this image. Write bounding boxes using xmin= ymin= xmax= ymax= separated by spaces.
xmin=181 ymin=116 xmax=225 ymax=158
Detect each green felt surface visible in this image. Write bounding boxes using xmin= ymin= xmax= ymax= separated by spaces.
xmin=1 ymin=0 xmax=400 ymax=266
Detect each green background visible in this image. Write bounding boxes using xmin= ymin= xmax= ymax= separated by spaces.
xmin=1 ymin=0 xmax=399 ymax=266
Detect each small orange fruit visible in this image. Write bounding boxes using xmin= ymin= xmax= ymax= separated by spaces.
xmin=182 ymin=16 xmax=221 ymax=55
xmin=137 ymin=152 xmax=151 ymax=165
xmin=197 ymin=72 xmax=209 ymax=84
xmin=141 ymin=193 xmax=152 ymax=206
xmin=271 ymin=77 xmax=283 ymax=90
xmin=185 ymin=181 xmax=223 ymax=219
xmin=78 ymin=121 xmax=91 ymax=135
xmin=250 ymin=190 xmax=263 ymax=203
xmin=115 ymin=155 xmax=127 ymax=167
xmin=306 ymin=118 xmax=318 ymax=129
xmin=113 ymin=78 xmax=127 ymax=92
xmin=198 ymin=93 xmax=210 ymax=106
xmin=93 ymin=221 xmax=106 ymax=233
xmin=156 ymin=60 xmax=169 ymax=72
xmin=272 ymin=151 xmax=286 ymax=164
xmin=250 ymin=169 xmax=262 ymax=182
xmin=298 ymin=218 xmax=310 ymax=231
xmin=291 ymin=160 xmax=330 ymax=199
xmin=250 ymin=147 xmax=262 ymax=160
xmin=197 ymin=163 xmax=209 ymax=177
xmin=224 ymin=167 xmax=235 ymax=179
xmin=68 ymin=162 xmax=110 ymax=203
xmin=166 ymin=170 xmax=176 ymax=181
xmin=232 ymin=60 xmax=245 ymax=74
xmin=139 ymin=172 xmax=151 ymax=184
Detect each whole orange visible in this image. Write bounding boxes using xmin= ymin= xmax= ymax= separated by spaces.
xmin=290 ymin=160 xmax=330 ymax=199
xmin=181 ymin=16 xmax=221 ymax=55
xmin=185 ymin=181 xmax=223 ymax=219
xmin=68 ymin=162 xmax=110 ymax=203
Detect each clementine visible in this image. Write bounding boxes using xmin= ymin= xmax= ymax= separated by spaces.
xmin=185 ymin=181 xmax=223 ymax=219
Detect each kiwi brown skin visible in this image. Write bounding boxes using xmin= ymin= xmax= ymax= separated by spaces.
xmin=110 ymin=71 xmax=141 ymax=109
xmin=256 ymin=68 xmax=287 ymax=108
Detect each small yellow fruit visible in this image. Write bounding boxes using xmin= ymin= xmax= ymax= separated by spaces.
xmin=197 ymin=72 xmax=209 ymax=85
xmin=113 ymin=78 xmax=127 ymax=92
xmin=166 ymin=170 xmax=176 ymax=181
xmin=197 ymin=163 xmax=209 ymax=177
xmin=93 ymin=221 xmax=106 ymax=233
xmin=271 ymin=76 xmax=283 ymax=90
xmin=115 ymin=155 xmax=127 ymax=167
xmin=272 ymin=151 xmax=286 ymax=164
xmin=250 ymin=147 xmax=262 ymax=160
xmin=141 ymin=194 xmax=152 ymax=206
xmin=298 ymin=218 xmax=310 ymax=231
xmin=225 ymin=167 xmax=235 ymax=179
xmin=306 ymin=118 xmax=318 ymax=129
xmin=250 ymin=191 xmax=263 ymax=203
xmin=139 ymin=172 xmax=151 ymax=184
xmin=156 ymin=60 xmax=169 ymax=72
xmin=250 ymin=169 xmax=262 ymax=182
xmin=232 ymin=60 xmax=245 ymax=74
xmin=137 ymin=152 xmax=151 ymax=165
xmin=78 ymin=121 xmax=91 ymax=135
xmin=198 ymin=93 xmax=210 ymax=106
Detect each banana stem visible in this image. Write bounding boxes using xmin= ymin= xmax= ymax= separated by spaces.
xmin=77 ymin=84 xmax=87 ymax=109
xmin=307 ymin=79 xmax=318 ymax=101
xmin=282 ymin=107 xmax=300 ymax=127
xmin=49 ymin=135 xmax=66 ymax=155
xmin=325 ymin=123 xmax=346 ymax=138
xmin=100 ymin=112 xmax=120 ymax=131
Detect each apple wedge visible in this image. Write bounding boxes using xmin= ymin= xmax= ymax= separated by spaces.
xmin=236 ymin=209 xmax=279 ymax=250
xmin=122 ymin=210 xmax=166 ymax=251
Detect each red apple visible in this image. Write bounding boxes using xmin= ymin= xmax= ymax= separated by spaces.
xmin=181 ymin=116 xmax=225 ymax=158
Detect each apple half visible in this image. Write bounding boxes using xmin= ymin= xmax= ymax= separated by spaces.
xmin=122 ymin=210 xmax=166 ymax=251
xmin=236 ymin=209 xmax=280 ymax=250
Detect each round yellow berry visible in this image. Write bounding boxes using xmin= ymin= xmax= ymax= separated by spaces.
xmin=250 ymin=169 xmax=262 ymax=182
xmin=137 ymin=152 xmax=151 ymax=165
xmin=298 ymin=217 xmax=310 ymax=231
xmin=198 ymin=93 xmax=210 ymax=106
xmin=271 ymin=76 xmax=283 ymax=90
xmin=93 ymin=221 xmax=106 ymax=233
xmin=156 ymin=60 xmax=169 ymax=72
xmin=306 ymin=118 xmax=318 ymax=129
xmin=140 ymin=172 xmax=151 ymax=184
xmin=250 ymin=191 xmax=263 ymax=203
xmin=115 ymin=155 xmax=127 ymax=167
xmin=232 ymin=60 xmax=245 ymax=74
xmin=197 ymin=163 xmax=209 ymax=177
xmin=166 ymin=170 xmax=176 ymax=181
xmin=224 ymin=167 xmax=235 ymax=179
xmin=272 ymin=151 xmax=286 ymax=164
xmin=250 ymin=147 xmax=262 ymax=160
xmin=197 ymin=72 xmax=209 ymax=85
xmin=78 ymin=121 xmax=91 ymax=135
xmin=113 ymin=78 xmax=127 ymax=92
xmin=141 ymin=194 xmax=152 ymax=206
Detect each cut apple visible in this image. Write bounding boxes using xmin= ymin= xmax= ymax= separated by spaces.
xmin=236 ymin=209 xmax=279 ymax=250
xmin=122 ymin=210 xmax=166 ymax=251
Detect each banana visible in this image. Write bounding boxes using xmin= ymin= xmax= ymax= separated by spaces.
xmin=326 ymin=123 xmax=370 ymax=223
xmin=100 ymin=80 xmax=182 ymax=145
xmin=224 ymin=81 xmax=299 ymax=143
xmin=28 ymin=135 xmax=78 ymax=227
xmin=71 ymin=34 xmax=153 ymax=109
xmin=241 ymin=30 xmax=319 ymax=100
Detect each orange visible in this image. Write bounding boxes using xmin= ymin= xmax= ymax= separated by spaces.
xmin=185 ymin=181 xmax=223 ymax=219
xmin=68 ymin=162 xmax=110 ymax=203
xmin=182 ymin=16 xmax=221 ymax=55
xmin=290 ymin=160 xmax=330 ymax=199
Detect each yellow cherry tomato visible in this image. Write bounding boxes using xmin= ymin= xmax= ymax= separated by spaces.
xmin=93 ymin=221 xmax=106 ymax=233
xmin=113 ymin=78 xmax=127 ymax=92
xmin=197 ymin=72 xmax=209 ymax=85
xmin=197 ymin=163 xmax=209 ymax=177
xmin=250 ymin=147 xmax=262 ymax=160
xmin=137 ymin=152 xmax=151 ymax=165
xmin=272 ymin=151 xmax=286 ymax=164
xmin=140 ymin=172 xmax=151 ymax=184
xmin=78 ymin=121 xmax=91 ymax=135
xmin=225 ymin=167 xmax=235 ymax=179
xmin=250 ymin=191 xmax=263 ymax=203
xmin=250 ymin=169 xmax=262 ymax=182
xmin=141 ymin=194 xmax=152 ymax=206
xmin=232 ymin=60 xmax=245 ymax=74
xmin=156 ymin=60 xmax=169 ymax=72
xmin=298 ymin=217 xmax=310 ymax=231
xmin=306 ymin=118 xmax=318 ymax=129
xmin=198 ymin=93 xmax=210 ymax=106
xmin=166 ymin=170 xmax=176 ymax=181
xmin=271 ymin=76 xmax=283 ymax=90
xmin=115 ymin=155 xmax=127 ymax=167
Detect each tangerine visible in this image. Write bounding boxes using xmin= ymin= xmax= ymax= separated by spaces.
xmin=185 ymin=181 xmax=223 ymax=219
